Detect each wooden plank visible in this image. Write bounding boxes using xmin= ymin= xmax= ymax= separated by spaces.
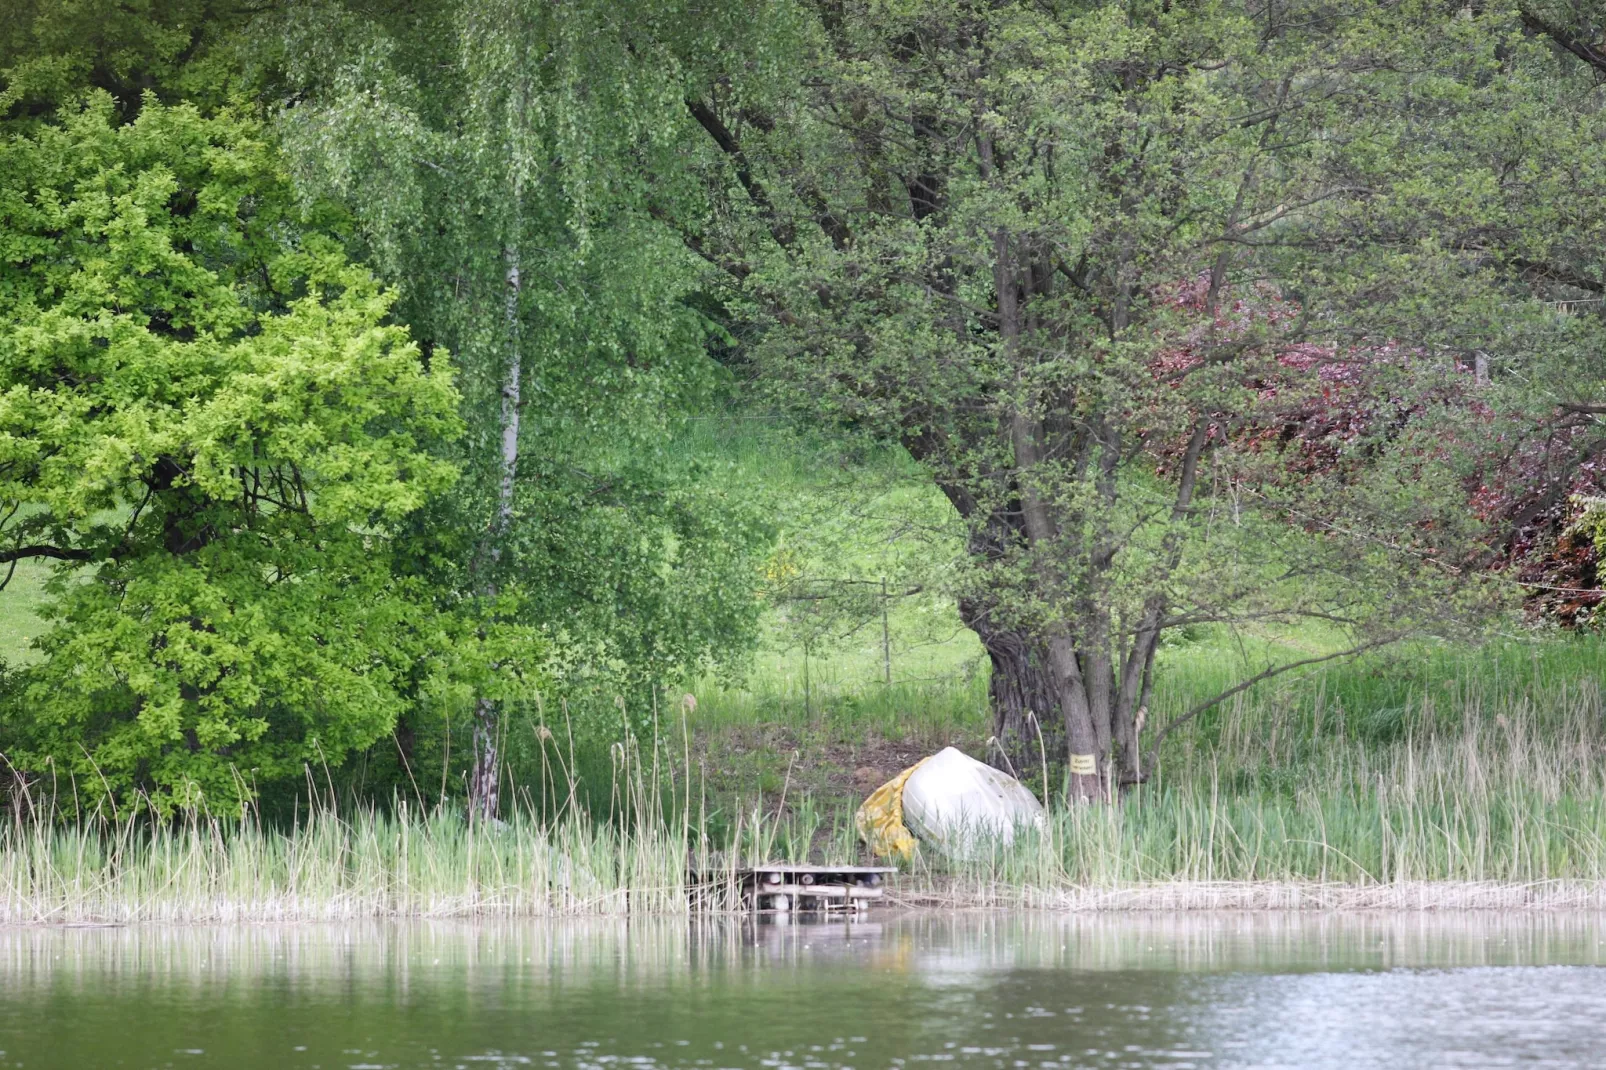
xmin=748 ymin=864 xmax=897 ymax=874
xmin=759 ymin=884 xmax=882 ymax=899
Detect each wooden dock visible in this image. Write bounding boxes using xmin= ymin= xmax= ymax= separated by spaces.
xmin=696 ymin=864 xmax=897 ymax=914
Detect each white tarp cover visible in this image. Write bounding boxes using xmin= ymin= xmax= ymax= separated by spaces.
xmin=900 ymin=746 xmax=1046 ymax=859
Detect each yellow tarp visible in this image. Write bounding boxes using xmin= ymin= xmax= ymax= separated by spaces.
xmin=854 ymin=758 xmax=928 ymax=862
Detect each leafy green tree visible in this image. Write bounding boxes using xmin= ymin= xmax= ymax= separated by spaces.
xmin=1 ymin=0 xmax=244 ymax=124
xmin=1273 ymin=2 xmax=1606 ymax=617
xmin=265 ymin=0 xmax=773 ymax=814
xmin=674 ymin=0 xmax=1560 ymax=792
xmin=1439 ymin=4 xmax=1606 ymax=588
xmin=1518 ymin=3 xmax=1606 ymax=78
xmin=0 ymin=94 xmax=470 ymax=812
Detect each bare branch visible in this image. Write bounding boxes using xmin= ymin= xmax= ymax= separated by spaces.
xmin=1144 ymin=632 xmax=1406 ymax=771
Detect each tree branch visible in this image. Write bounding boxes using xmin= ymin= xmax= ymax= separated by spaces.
xmin=1144 ymin=632 xmax=1405 ymax=772
xmin=645 ymin=202 xmax=750 ymax=280
xmin=0 ymin=544 xmax=92 ymax=565
xmin=1510 ymin=256 xmax=1604 ymax=295
xmin=686 ymin=98 xmax=797 ymax=250
xmin=1520 ymin=8 xmax=1606 ymax=75
xmin=687 ymin=97 xmax=852 ymax=252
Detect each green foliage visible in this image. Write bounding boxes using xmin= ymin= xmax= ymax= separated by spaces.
xmin=0 ymin=95 xmax=474 ymax=812
xmin=1569 ymin=496 xmax=1606 ymax=557
xmin=0 ymin=0 xmax=245 ymax=123
xmin=513 ymin=447 xmax=772 ymax=696
xmin=266 ymin=0 xmax=776 ymax=734
xmin=3 ymin=0 xmax=1603 ymax=821
xmin=670 ymin=0 xmax=1513 ymax=777
xmin=660 ymin=0 xmax=1606 ymax=779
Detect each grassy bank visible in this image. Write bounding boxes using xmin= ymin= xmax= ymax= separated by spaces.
xmin=949 ymin=663 xmax=1606 ymax=897
xmin=4 ymin=418 xmax=1605 ymax=921
xmin=5 ymin=643 xmax=1606 ymax=923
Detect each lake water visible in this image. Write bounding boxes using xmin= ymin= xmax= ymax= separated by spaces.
xmin=2 ymin=911 xmax=1604 ymax=1069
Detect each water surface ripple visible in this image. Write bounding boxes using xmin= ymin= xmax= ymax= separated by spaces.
xmin=1 ymin=911 xmax=1603 ymax=1069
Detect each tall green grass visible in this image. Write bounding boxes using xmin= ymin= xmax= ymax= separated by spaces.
xmin=0 ymin=726 xmax=850 ymax=924
xmin=705 ymin=634 xmax=1606 ymax=906
xmin=0 ymin=804 xmax=693 ymax=923
xmin=6 ymin=639 xmax=1606 ymax=921
xmin=901 ymin=640 xmax=1606 ymax=906
xmin=4 ymin=410 xmax=1604 ymax=918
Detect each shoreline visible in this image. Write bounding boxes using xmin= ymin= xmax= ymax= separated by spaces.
xmin=9 ymin=879 xmax=1606 ymax=926
xmin=889 ymin=878 xmax=1606 ymax=913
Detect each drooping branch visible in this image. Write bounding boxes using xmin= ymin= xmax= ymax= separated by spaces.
xmin=1510 ymin=256 xmax=1605 ymax=295
xmin=1144 ymin=632 xmax=1406 ymax=771
xmin=1520 ymin=8 xmax=1606 ymax=75
xmin=646 ymin=202 xmax=750 ymax=281
xmin=686 ymin=98 xmax=797 ymax=250
xmin=687 ymin=97 xmax=853 ymax=252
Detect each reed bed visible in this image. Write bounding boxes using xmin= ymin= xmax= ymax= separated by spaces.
xmin=4 ymin=647 xmax=1605 ymax=923
xmin=0 ymin=740 xmax=815 ymax=924
xmin=906 ymin=666 xmax=1606 ymax=907
xmin=0 ymin=804 xmax=720 ymax=924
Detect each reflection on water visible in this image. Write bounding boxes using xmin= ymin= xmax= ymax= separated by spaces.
xmin=1 ymin=912 xmax=1603 ymax=1069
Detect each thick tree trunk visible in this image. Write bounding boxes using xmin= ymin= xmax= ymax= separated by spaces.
xmin=1047 ymin=638 xmax=1105 ymax=802
xmin=962 ymin=598 xmax=1064 ymax=776
xmin=989 ymin=224 xmax=1107 ymax=802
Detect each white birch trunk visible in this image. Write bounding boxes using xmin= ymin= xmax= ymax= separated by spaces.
xmin=470 ymin=241 xmax=522 ymax=820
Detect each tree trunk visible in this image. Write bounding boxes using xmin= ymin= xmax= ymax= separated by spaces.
xmin=989 ymin=222 xmax=1106 ymax=802
xmin=962 ymin=598 xmax=1064 ymax=776
xmin=468 ymin=240 xmax=523 ymax=822
xmin=1047 ymin=638 xmax=1105 ymax=802
xmin=1112 ymin=641 xmax=1153 ymax=787
xmin=470 ymin=696 xmax=500 ymax=819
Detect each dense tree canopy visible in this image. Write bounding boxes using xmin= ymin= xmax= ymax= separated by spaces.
xmin=0 ymin=0 xmax=1601 ymax=811
xmin=670 ymin=0 xmax=1606 ymax=788
xmin=262 ymin=0 xmax=777 ymax=812
xmin=0 ymin=96 xmax=470 ymax=811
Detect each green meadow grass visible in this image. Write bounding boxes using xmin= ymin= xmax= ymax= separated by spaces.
xmin=0 ymin=559 xmax=47 ymax=667
xmin=4 ymin=413 xmax=1606 ymax=917
xmin=669 ymin=415 xmax=984 ymax=728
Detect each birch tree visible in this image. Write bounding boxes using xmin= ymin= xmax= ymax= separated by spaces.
xmin=271 ymin=0 xmax=771 ymax=816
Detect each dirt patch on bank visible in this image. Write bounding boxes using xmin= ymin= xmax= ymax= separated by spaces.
xmin=687 ymin=722 xmax=987 ymax=814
